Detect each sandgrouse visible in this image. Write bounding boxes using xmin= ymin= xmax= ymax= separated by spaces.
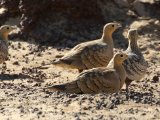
xmin=46 ymin=52 xmax=128 ymax=94
xmin=53 ymin=22 xmax=122 ymax=72
xmin=0 ymin=25 xmax=16 ymax=63
xmin=123 ymin=29 xmax=148 ymax=93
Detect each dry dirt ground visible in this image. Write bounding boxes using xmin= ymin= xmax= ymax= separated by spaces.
xmin=0 ymin=19 xmax=159 ymax=120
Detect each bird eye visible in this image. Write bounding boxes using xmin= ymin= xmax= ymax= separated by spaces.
xmin=120 ymin=55 xmax=123 ymax=57
xmin=6 ymin=27 xmax=9 ymax=30
xmin=112 ymin=25 xmax=114 ymax=27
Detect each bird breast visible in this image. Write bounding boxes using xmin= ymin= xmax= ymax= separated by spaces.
xmin=123 ymin=54 xmax=147 ymax=81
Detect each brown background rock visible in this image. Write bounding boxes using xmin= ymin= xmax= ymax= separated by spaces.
xmin=0 ymin=0 xmax=159 ymax=45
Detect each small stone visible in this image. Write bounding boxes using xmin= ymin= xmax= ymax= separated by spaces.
xmin=13 ymin=61 xmax=20 ymax=65
xmin=141 ymin=113 xmax=146 ymax=116
xmin=152 ymin=76 xmax=159 ymax=83
xmin=37 ymin=111 xmax=42 ymax=115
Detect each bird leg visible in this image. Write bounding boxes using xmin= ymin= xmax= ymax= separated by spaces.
xmin=125 ymin=78 xmax=133 ymax=100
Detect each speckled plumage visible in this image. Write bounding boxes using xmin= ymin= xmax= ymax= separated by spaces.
xmin=53 ymin=22 xmax=122 ymax=72
xmin=0 ymin=39 xmax=8 ymax=63
xmin=123 ymin=29 xmax=148 ymax=93
xmin=46 ymin=53 xmax=128 ymax=94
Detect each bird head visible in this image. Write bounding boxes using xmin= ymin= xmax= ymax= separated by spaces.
xmin=103 ymin=22 xmax=122 ymax=35
xmin=127 ymin=29 xmax=138 ymax=41
xmin=0 ymin=25 xmax=17 ymax=40
xmin=114 ymin=52 xmax=128 ymax=64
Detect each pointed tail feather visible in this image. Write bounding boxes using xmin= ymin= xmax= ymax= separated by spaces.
xmin=52 ymin=59 xmax=62 ymax=65
xmin=52 ymin=59 xmax=77 ymax=69
xmin=52 ymin=59 xmax=68 ymax=67
xmin=46 ymin=84 xmax=66 ymax=92
xmin=45 ymin=81 xmax=83 ymax=94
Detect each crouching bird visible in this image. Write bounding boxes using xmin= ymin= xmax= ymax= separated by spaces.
xmin=123 ymin=29 xmax=148 ymax=95
xmin=52 ymin=22 xmax=122 ymax=72
xmin=46 ymin=52 xmax=128 ymax=94
xmin=0 ymin=25 xmax=16 ymax=63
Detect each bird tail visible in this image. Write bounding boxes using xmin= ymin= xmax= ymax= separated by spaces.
xmin=45 ymin=81 xmax=83 ymax=94
xmin=52 ymin=59 xmax=62 ymax=65
xmin=52 ymin=59 xmax=76 ymax=69
xmin=46 ymin=84 xmax=66 ymax=92
xmin=51 ymin=59 xmax=67 ymax=67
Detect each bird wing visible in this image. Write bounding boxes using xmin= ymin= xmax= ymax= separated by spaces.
xmin=61 ymin=40 xmax=99 ymax=60
xmin=55 ymin=40 xmax=110 ymax=70
xmin=123 ymin=52 xmax=148 ymax=80
xmin=0 ymin=40 xmax=8 ymax=59
xmin=81 ymin=42 xmax=111 ymax=69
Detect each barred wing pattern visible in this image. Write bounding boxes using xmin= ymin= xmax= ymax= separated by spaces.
xmin=123 ymin=53 xmax=148 ymax=81
xmin=81 ymin=42 xmax=111 ymax=69
xmin=55 ymin=40 xmax=112 ymax=70
xmin=0 ymin=40 xmax=8 ymax=63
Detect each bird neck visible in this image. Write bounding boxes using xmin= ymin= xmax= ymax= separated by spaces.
xmin=114 ymin=63 xmax=126 ymax=89
xmin=0 ymin=32 xmax=8 ymax=41
xmin=101 ymin=31 xmax=113 ymax=46
xmin=127 ymin=38 xmax=140 ymax=53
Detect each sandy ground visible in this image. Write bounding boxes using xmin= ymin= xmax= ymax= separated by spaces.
xmin=0 ymin=19 xmax=160 ymax=120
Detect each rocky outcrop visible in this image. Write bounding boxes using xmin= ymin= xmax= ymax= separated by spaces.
xmin=19 ymin=0 xmax=105 ymax=44
xmin=0 ymin=0 xmax=19 ymax=24
xmin=0 ymin=0 xmax=159 ymax=45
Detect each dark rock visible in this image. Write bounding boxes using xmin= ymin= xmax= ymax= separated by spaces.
xmin=0 ymin=0 xmax=160 ymax=45
xmin=37 ymin=111 xmax=42 ymax=115
xmin=114 ymin=0 xmax=129 ymax=8
xmin=132 ymin=0 xmax=160 ymax=17
xmin=152 ymin=75 xmax=159 ymax=83
xmin=13 ymin=61 xmax=20 ymax=65
xmin=69 ymin=94 xmax=78 ymax=98
xmin=0 ymin=0 xmax=20 ymax=24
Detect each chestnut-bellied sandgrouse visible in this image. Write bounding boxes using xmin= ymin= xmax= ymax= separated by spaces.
xmin=53 ymin=22 xmax=122 ymax=72
xmin=123 ymin=29 xmax=148 ymax=94
xmin=0 ymin=25 xmax=16 ymax=64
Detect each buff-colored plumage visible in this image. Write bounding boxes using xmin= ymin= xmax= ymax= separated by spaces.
xmin=46 ymin=53 xmax=128 ymax=94
xmin=53 ymin=22 xmax=122 ymax=72
xmin=0 ymin=25 xmax=16 ymax=63
xmin=123 ymin=29 xmax=148 ymax=93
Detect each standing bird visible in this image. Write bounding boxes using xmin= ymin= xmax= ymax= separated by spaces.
xmin=53 ymin=22 xmax=122 ymax=72
xmin=0 ymin=25 xmax=16 ymax=63
xmin=123 ymin=29 xmax=148 ymax=94
xmin=46 ymin=52 xmax=128 ymax=94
